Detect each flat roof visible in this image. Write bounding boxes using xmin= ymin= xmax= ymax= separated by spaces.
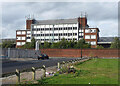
xmin=98 ymin=37 xmax=120 ymax=43
xmin=35 ymin=18 xmax=78 ymax=25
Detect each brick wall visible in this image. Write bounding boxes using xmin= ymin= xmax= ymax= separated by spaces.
xmin=40 ymin=49 xmax=119 ymax=58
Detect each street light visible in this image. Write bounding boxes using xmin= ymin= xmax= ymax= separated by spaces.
xmin=81 ymin=48 xmax=82 ymax=58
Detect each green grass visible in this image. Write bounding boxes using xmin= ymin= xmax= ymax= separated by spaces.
xmin=38 ymin=58 xmax=118 ymax=84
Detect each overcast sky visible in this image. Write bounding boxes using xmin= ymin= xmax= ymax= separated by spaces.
xmin=1 ymin=2 xmax=118 ymax=39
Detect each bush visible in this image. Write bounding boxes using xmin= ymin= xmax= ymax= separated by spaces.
xmin=97 ymin=45 xmax=104 ymax=49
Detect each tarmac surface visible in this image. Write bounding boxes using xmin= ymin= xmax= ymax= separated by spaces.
xmin=2 ymin=57 xmax=76 ymax=74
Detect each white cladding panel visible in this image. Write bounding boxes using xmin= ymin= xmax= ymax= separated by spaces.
xmin=49 ymin=25 xmax=53 ymax=28
xmin=73 ymin=24 xmax=77 ymax=27
xmin=59 ymin=24 xmax=63 ymax=27
xmin=45 ymin=36 xmax=49 ymax=39
xmin=21 ymin=37 xmax=25 ymax=40
xmin=68 ymin=24 xmax=72 ymax=27
xmin=21 ymin=42 xmax=25 ymax=45
xmin=26 ymin=39 xmax=31 ymax=42
xmin=46 ymin=25 xmax=49 ymax=28
xmin=17 ymin=31 xmax=21 ymax=35
xmin=17 ymin=42 xmax=21 ymax=45
xmin=85 ymin=29 xmax=90 ymax=33
xmin=17 ymin=37 xmax=20 ymax=40
xmin=37 ymin=25 xmax=40 ymax=28
xmin=64 ymin=24 xmax=67 ymax=27
xmin=27 ymin=31 xmax=31 ymax=34
xmin=73 ymin=30 xmax=77 ymax=33
xmin=85 ymin=35 xmax=90 ymax=39
xmin=22 ymin=31 xmax=26 ymax=34
xmin=45 ymin=31 xmax=49 ymax=33
xmin=37 ymin=31 xmax=40 ymax=34
xmin=91 ymin=41 xmax=96 ymax=45
xmin=41 ymin=25 xmax=45 ymax=28
xmin=68 ymin=30 xmax=72 ymax=33
xmin=54 ymin=25 xmax=58 ymax=27
xmin=91 ymin=35 xmax=96 ymax=39
xmin=34 ymin=26 xmax=37 ymax=28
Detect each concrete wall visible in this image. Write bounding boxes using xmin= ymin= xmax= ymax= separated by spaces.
xmin=1 ymin=48 xmax=41 ymax=58
xmin=40 ymin=49 xmax=119 ymax=58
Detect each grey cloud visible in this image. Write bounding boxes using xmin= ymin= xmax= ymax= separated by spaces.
xmin=1 ymin=2 xmax=118 ymax=38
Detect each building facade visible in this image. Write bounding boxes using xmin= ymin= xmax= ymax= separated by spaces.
xmin=16 ymin=16 xmax=99 ymax=48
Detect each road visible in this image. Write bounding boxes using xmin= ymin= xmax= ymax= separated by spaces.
xmin=2 ymin=57 xmax=76 ymax=74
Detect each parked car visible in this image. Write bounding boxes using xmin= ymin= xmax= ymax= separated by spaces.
xmin=38 ymin=54 xmax=49 ymax=60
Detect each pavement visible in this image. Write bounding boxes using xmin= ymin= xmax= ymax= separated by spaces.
xmin=2 ymin=57 xmax=76 ymax=75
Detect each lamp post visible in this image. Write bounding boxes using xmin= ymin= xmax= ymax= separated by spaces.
xmin=81 ymin=48 xmax=82 ymax=58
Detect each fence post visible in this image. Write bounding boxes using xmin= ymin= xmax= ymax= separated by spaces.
xmin=32 ymin=67 xmax=36 ymax=80
xmin=58 ymin=62 xmax=60 ymax=69
xmin=62 ymin=61 xmax=65 ymax=67
xmin=8 ymin=48 xmax=10 ymax=58
xmin=42 ymin=65 xmax=46 ymax=77
xmin=15 ymin=69 xmax=20 ymax=84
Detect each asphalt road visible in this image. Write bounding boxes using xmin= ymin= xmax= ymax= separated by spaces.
xmin=2 ymin=57 xmax=76 ymax=74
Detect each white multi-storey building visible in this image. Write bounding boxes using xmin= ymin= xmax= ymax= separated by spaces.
xmin=16 ymin=16 xmax=99 ymax=48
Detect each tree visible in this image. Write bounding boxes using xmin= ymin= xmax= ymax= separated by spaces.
xmin=22 ymin=42 xmax=31 ymax=49
xmin=21 ymin=37 xmax=36 ymax=49
xmin=67 ymin=40 xmax=76 ymax=48
xmin=110 ymin=37 xmax=120 ymax=49
xmin=2 ymin=40 xmax=15 ymax=48
xmin=59 ymin=38 xmax=67 ymax=49
xmin=97 ymin=45 xmax=104 ymax=49
xmin=30 ymin=37 xmax=36 ymax=48
xmin=50 ymin=42 xmax=59 ymax=48
xmin=75 ymin=39 xmax=85 ymax=48
xmin=39 ymin=42 xmax=44 ymax=49
xmin=83 ymin=43 xmax=91 ymax=48
xmin=43 ymin=41 xmax=50 ymax=48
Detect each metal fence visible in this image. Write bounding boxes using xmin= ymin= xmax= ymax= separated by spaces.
xmin=1 ymin=48 xmax=41 ymax=58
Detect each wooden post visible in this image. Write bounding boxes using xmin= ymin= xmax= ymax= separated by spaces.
xmin=62 ymin=61 xmax=65 ymax=67
xmin=32 ymin=67 xmax=36 ymax=80
xmin=42 ymin=65 xmax=46 ymax=77
xmin=15 ymin=69 xmax=20 ymax=84
xmin=58 ymin=62 xmax=60 ymax=69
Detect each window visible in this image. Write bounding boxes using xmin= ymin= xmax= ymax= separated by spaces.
xmin=91 ymin=41 xmax=96 ymax=45
xmin=21 ymin=37 xmax=25 ymax=40
xmin=17 ymin=42 xmax=21 ymax=45
xmin=22 ymin=31 xmax=26 ymax=34
xmin=91 ymin=35 xmax=96 ymax=39
xmin=26 ymin=37 xmax=30 ymax=39
xmin=73 ymin=27 xmax=77 ymax=30
xmin=91 ymin=29 xmax=96 ymax=33
xmin=85 ymin=29 xmax=90 ymax=33
xmin=79 ymin=36 xmax=83 ymax=38
xmin=21 ymin=42 xmax=25 ymax=45
xmin=85 ymin=35 xmax=90 ymax=39
xmin=17 ymin=31 xmax=21 ymax=35
xmin=17 ymin=37 xmax=21 ymax=40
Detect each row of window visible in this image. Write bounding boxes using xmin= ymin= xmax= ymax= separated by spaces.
xmin=37 ymin=38 xmax=77 ymax=41
xmin=85 ymin=29 xmax=96 ymax=33
xmin=17 ymin=42 xmax=25 ymax=45
xmin=32 ymin=33 xmax=77 ymax=36
xmin=85 ymin=35 xmax=96 ymax=39
xmin=32 ymin=27 xmax=77 ymax=31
